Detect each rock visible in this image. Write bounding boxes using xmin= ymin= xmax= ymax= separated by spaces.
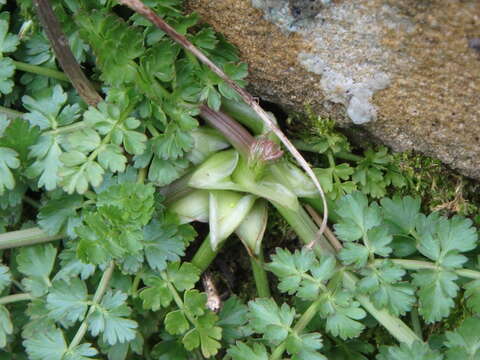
xmin=185 ymin=0 xmax=480 ymax=179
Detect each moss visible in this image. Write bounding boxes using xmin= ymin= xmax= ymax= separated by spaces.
xmin=393 ymin=151 xmax=480 ymax=223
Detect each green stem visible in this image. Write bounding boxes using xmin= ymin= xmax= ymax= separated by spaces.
xmin=249 ymin=251 xmax=271 ymax=298
xmin=23 ymin=196 xmax=41 ymax=209
xmin=191 ymin=235 xmax=218 ymax=273
xmin=164 ymin=273 xmax=199 ymax=326
xmin=384 ymin=259 xmax=480 ymax=280
xmin=273 ymin=203 xmax=335 ymax=256
xmin=270 ymin=297 xmax=323 ymax=360
xmin=69 ymin=261 xmax=115 ymax=350
xmin=0 ymin=293 xmax=33 ymax=305
xmin=0 ymin=105 xmax=24 ymax=119
xmin=131 ymin=273 xmax=142 ymax=298
xmin=343 ymin=271 xmax=419 ymax=345
xmin=12 ymin=60 xmax=70 ymax=82
xmin=0 ymin=227 xmax=63 ymax=250
xmin=45 ymin=121 xmax=88 ymax=135
xmin=410 ymin=307 xmax=423 ymax=339
xmin=335 ymin=151 xmax=363 ymax=162
xmin=137 ymin=167 xmax=147 ymax=184
xmin=221 ymin=98 xmax=266 ymax=135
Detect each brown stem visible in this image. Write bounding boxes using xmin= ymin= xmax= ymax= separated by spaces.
xmin=305 ymin=204 xmax=343 ymax=251
xmin=33 ymin=0 xmax=102 ymax=106
xmin=199 ymin=105 xmax=254 ymax=158
xmin=200 ymin=105 xmax=283 ymax=163
xmin=116 ymin=0 xmax=329 ymax=239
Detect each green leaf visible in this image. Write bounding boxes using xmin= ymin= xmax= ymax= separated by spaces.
xmin=381 ymin=196 xmax=421 ymax=235
xmin=17 ymin=244 xmax=57 ymax=296
xmin=376 ymin=341 xmax=443 ymax=360
xmin=325 ymin=339 xmax=374 ymax=360
xmin=0 ymin=17 xmax=18 ymax=54
xmin=77 ymin=11 xmax=144 ymax=86
xmin=27 ymin=134 xmax=63 ymax=191
xmin=23 ymin=85 xmax=79 ymax=130
xmin=60 ymin=158 xmax=105 ymax=194
xmin=285 ymin=332 xmax=324 ymax=358
xmin=321 ymin=296 xmax=366 ymax=339
xmin=97 ymin=144 xmax=127 ymax=173
xmin=0 ymin=264 xmax=11 ymax=293
xmin=147 ymin=156 xmax=189 ymax=186
xmin=38 ymin=194 xmax=83 ymax=237
xmin=227 ymin=342 xmax=269 ymax=360
xmin=0 ymin=117 xmax=41 ymax=163
xmin=413 ymin=269 xmax=458 ymax=323
xmin=46 ymin=278 xmax=88 ymax=324
xmin=190 ymin=28 xmax=218 ymax=50
xmin=64 ymin=343 xmax=98 ymax=360
xmin=24 ymin=327 xmax=98 ymax=360
xmin=140 ymin=39 xmax=180 ymax=82
xmin=367 ymin=225 xmax=393 ymax=257
xmin=88 ymin=290 xmax=137 ymax=345
xmin=0 ymin=305 xmax=12 ymax=348
xmin=0 ymin=57 xmax=14 ymax=94
xmin=165 ymin=309 xmax=189 ymax=335
xmin=77 ymin=209 xmax=139 ymax=264
xmin=77 ymin=183 xmax=155 ymax=264
xmin=54 ymin=245 xmax=96 ymax=282
xmin=352 ymin=147 xmax=401 ymax=198
xmin=151 ymin=339 xmax=188 ymax=360
xmin=338 ymin=243 xmax=369 ymax=268
xmin=464 ymin=279 xmax=480 ymax=315
xmin=96 ymin=183 xmax=155 ymax=222
xmin=164 ymin=261 xmax=201 ymax=292
xmin=266 ymin=247 xmax=316 ymax=295
xmin=415 ymin=214 xmax=477 ymax=268
xmin=334 ymin=192 xmax=382 ymax=242
xmin=66 ymin=128 xmax=101 ymax=153
xmin=24 ymin=328 xmax=67 ymax=360
xmin=358 ymin=261 xmax=415 ymax=316
xmin=143 ymin=218 xmax=194 ymax=271
xmin=445 ymin=317 xmax=480 ymax=360
xmin=182 ymin=311 xmax=222 ymax=358
xmin=151 ymin=125 xmax=194 ymax=160
xmin=139 ymin=275 xmax=172 ymax=310
xmin=218 ymin=296 xmax=250 ymax=343
xmin=248 ymin=298 xmax=295 ymax=344
xmin=0 ymin=147 xmax=19 ymax=194
xmin=184 ymin=289 xmax=207 ymax=317
xmin=266 ymin=248 xmax=336 ymax=301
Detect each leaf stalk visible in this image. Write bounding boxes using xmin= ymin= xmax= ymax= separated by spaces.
xmin=68 ymin=261 xmax=115 ymax=350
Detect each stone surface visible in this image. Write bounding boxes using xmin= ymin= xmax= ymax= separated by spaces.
xmin=185 ymin=0 xmax=480 ymax=179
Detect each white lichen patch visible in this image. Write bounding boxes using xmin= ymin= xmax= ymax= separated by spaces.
xmin=251 ymin=1 xmax=414 ymax=125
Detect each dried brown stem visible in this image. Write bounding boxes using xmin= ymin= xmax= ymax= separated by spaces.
xmin=305 ymin=204 xmax=343 ymax=251
xmin=34 ymin=0 xmax=102 ymax=106
xmin=116 ymin=0 xmax=329 ymax=239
